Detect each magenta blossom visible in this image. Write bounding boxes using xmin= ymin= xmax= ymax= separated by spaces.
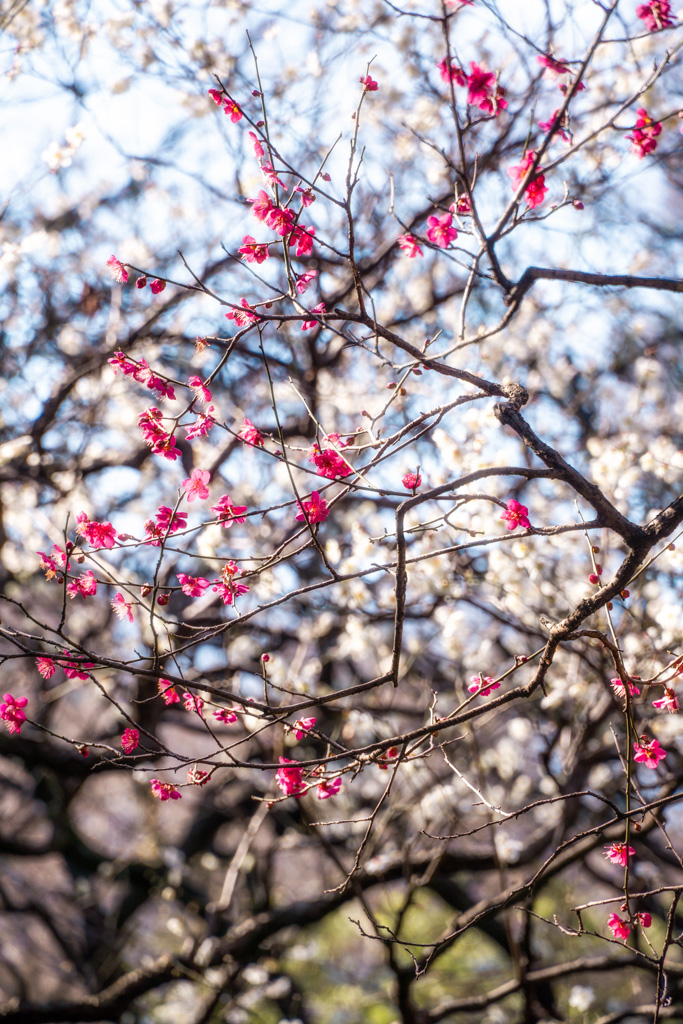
xmin=150 ymin=779 xmax=182 ymax=801
xmin=604 ymin=842 xmax=635 ymax=866
xmin=611 ymin=677 xmax=641 ymax=699
xmin=500 ymin=499 xmax=530 ymax=530
xmin=507 ymin=151 xmax=547 ymax=208
xmin=607 ymin=914 xmax=631 ymax=941
xmin=296 ymin=491 xmax=329 ymax=524
xmin=359 ymin=74 xmax=378 ymax=91
xmin=301 ymin=302 xmax=327 ymax=331
xmin=309 ymin=439 xmax=351 ymax=478
xmin=466 ymin=62 xmax=507 ymax=114
xmin=627 ymin=108 xmax=662 ymax=159
xmin=438 ymin=58 xmax=466 ymax=85
xmin=292 ymin=716 xmax=316 ymax=740
xmin=112 ymin=593 xmax=134 ymax=622
xmin=238 ymin=418 xmax=265 ymax=446
xmin=653 ymin=688 xmax=679 ymax=713
xmin=106 ymin=255 xmax=128 ymax=284
xmin=276 ymin=757 xmax=306 ymax=798
xmin=402 ymin=471 xmax=422 ymax=490
xmin=211 ymin=562 xmax=250 ymax=605
xmin=317 ymin=777 xmax=342 ymax=799
xmin=211 ymin=494 xmax=248 ymax=528
xmin=182 ymin=468 xmax=211 ymax=502
xmin=1 ymin=693 xmax=28 ymax=735
xmin=468 ymin=675 xmax=500 ymax=697
xmin=398 ymin=234 xmax=423 ymax=259
xmin=183 ymin=691 xmax=204 ymax=717
xmin=213 ymin=707 xmax=238 ymax=724
xmin=633 ymin=736 xmax=667 ymax=768
xmin=66 ymin=570 xmax=98 ymax=600
xmin=121 ymin=728 xmax=139 ymax=754
xmin=636 ymin=1 xmax=673 ymax=32
xmin=188 ymin=376 xmax=212 ymax=404
xmin=426 ymin=213 xmax=457 ymax=248
xmin=238 ymin=236 xmax=270 ymax=264
xmin=637 ymin=911 xmax=652 ymax=928
xmin=158 ymin=679 xmax=180 ymax=704
xmin=177 ymin=573 xmax=210 ymax=597
xmin=36 ymin=657 xmax=56 ymax=679
xmin=295 ymin=269 xmax=318 ymax=294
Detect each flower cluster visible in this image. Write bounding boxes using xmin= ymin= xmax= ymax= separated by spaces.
xmin=108 ymin=352 xmax=176 ymax=400
xmin=1 ymin=694 xmax=28 ymax=735
xmin=150 ymin=779 xmax=182 ymax=800
xmin=627 ymin=108 xmax=662 ymax=159
xmin=208 ymin=88 xmax=242 ymax=122
xmin=138 ymin=407 xmax=179 ymax=460
xmin=275 ymin=757 xmax=306 ymax=798
xmin=76 ymin=513 xmax=118 ymax=549
xmin=507 ymin=151 xmax=548 ymax=209
xmin=308 ymin=435 xmax=352 ymax=478
xmin=636 ymin=1 xmax=673 ymax=32
xmin=211 ymin=561 xmax=250 ymax=605
xmin=295 ymin=491 xmax=329 ymax=524
xmin=144 ymin=506 xmax=187 ymax=545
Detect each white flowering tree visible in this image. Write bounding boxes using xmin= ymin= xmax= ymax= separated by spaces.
xmin=2 ymin=0 xmax=683 ymax=1021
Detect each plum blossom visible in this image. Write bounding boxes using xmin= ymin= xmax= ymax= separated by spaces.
xmin=188 ymin=376 xmax=212 ymax=404
xmin=301 ymin=302 xmax=327 ymax=331
xmin=66 ymin=570 xmax=98 ymax=599
xmin=238 ymin=236 xmax=270 ymax=264
xmin=211 ymin=561 xmax=250 ymax=605
xmin=289 ymin=225 xmax=315 ymax=257
xmin=225 ymin=299 xmax=260 ymax=326
xmin=292 ymin=717 xmax=316 ymax=739
xmin=359 ymin=75 xmax=378 ymax=91
xmin=466 ymin=62 xmax=507 ymax=114
xmin=309 ymin=437 xmax=352 ymax=478
xmin=183 ymin=691 xmax=204 ymax=717
xmin=295 ymin=185 xmax=315 ymax=207
xmin=604 ymin=842 xmax=635 ymax=866
xmin=76 ymin=515 xmax=117 ymax=548
xmin=182 ymin=468 xmax=211 ymax=502
xmin=468 ymin=675 xmax=500 ymax=697
xmin=260 ymin=161 xmax=285 ymax=188
xmin=295 ymin=491 xmax=329 ymax=524
xmin=108 ymin=353 xmax=175 ymax=400
xmin=627 ymin=108 xmax=662 ymax=159
xmin=150 ymin=279 xmax=166 ymax=294
xmin=106 ymin=255 xmax=128 ymax=284
xmin=317 ymin=777 xmax=342 ymax=799
xmin=238 ymin=418 xmax=265 ymax=446
xmin=633 ymin=736 xmax=667 ymax=768
xmin=248 ymin=190 xmax=274 ymax=223
xmin=177 ymin=573 xmax=210 ymax=597
xmin=500 ymin=499 xmax=531 ymax=530
xmin=611 ymin=677 xmax=641 ymax=698
xmin=144 ymin=506 xmax=187 ymax=546
xmin=213 ymin=707 xmax=238 ymax=724
xmin=378 ymin=746 xmax=399 ymax=769
xmin=247 ymin=130 xmax=265 ymax=158
xmin=536 ymin=54 xmax=585 ymax=93
xmin=426 ymin=213 xmax=457 ymax=248
xmin=36 ymin=657 xmax=56 ymax=679
xmin=150 ymin=779 xmax=181 ymax=801
xmin=437 ymin=58 xmax=466 ymax=85
xmin=121 ymin=728 xmax=139 ymax=754
xmin=275 ymin=757 xmax=306 ymax=798
xmin=112 ymin=593 xmax=134 ymax=622
xmin=187 ymin=767 xmax=209 ymax=786
xmin=636 ymin=911 xmax=652 ymax=928
xmin=538 ymin=108 xmax=571 ymax=143
xmin=267 ymin=206 xmax=296 ymax=236
xmin=398 ymin=235 xmax=423 ymax=259
xmin=636 ymin=1 xmax=673 ymax=31
xmin=295 ymin=269 xmax=318 ymax=294
xmin=451 ymin=194 xmax=471 ymax=215
xmin=653 ymin=688 xmax=679 ymax=712
xmin=211 ymin=494 xmax=248 ymax=528
xmin=138 ymin=407 xmax=180 ymax=460
xmin=402 ymin=471 xmax=421 ymax=490
xmin=507 ymin=151 xmax=548 ymax=208
xmin=158 ymin=679 xmax=180 ymax=704
xmin=37 ymin=545 xmax=70 ymax=579
xmin=185 ymin=406 xmax=217 ymax=441
xmin=607 ymin=914 xmax=630 ymax=941
xmin=61 ymin=656 xmax=95 ymax=680
xmin=1 ymin=694 xmax=28 ymax=735
xmin=223 ymin=98 xmax=242 ymax=123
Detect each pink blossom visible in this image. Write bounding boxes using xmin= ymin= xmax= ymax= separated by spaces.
xmin=149 ymin=279 xmax=166 ymax=294
xmin=213 ymin=707 xmax=238 ymax=724
xmin=225 ymin=299 xmax=260 ymax=326
xmin=106 ymin=255 xmax=128 ymax=284
xmin=466 ymin=62 xmax=507 ymax=115
xmin=276 ymin=757 xmax=306 ymax=798
xmin=378 ymin=746 xmax=399 ymax=769
xmin=296 ymin=491 xmax=329 ymax=524
xmin=223 ymin=98 xmax=242 ymax=123
xmin=634 ymin=736 xmax=667 ymax=768
xmin=607 ymin=913 xmax=631 ymax=941
xmin=653 ymin=688 xmax=679 ymax=712
xmin=248 ymin=190 xmax=274 ymax=223
xmin=538 ymin=109 xmax=571 ymax=143
xmin=402 ymin=471 xmax=421 ymax=490
xmin=182 ymin=468 xmax=211 ymax=502
xmin=260 ymin=161 xmax=285 ymax=188
xmin=238 ymin=418 xmax=265 ymax=446
xmin=266 ymin=206 xmax=296 ymax=237
xmin=468 ymin=675 xmax=501 ymax=697
xmin=187 ymin=767 xmax=209 ymax=786
xmin=398 ymin=235 xmax=423 ymax=259
xmin=445 ymin=0 xmax=474 ymax=5
xmin=108 ymin=353 xmax=175 ymax=400
xmin=317 ymin=777 xmax=342 ymax=799
xmin=208 ymin=88 xmax=223 ymax=105
xmin=177 ymin=573 xmax=210 ymax=597
xmin=426 ymin=213 xmax=458 ymax=248
xmin=185 ymin=406 xmax=217 ymax=441
xmin=211 ymin=494 xmax=248 ymax=528
xmin=627 ymin=108 xmax=662 ymax=159
xmin=301 ymin=302 xmax=327 ymax=331
xmin=500 ymin=499 xmax=530 ymax=530
xmin=359 ymin=74 xmax=378 ymax=91
xmin=295 ymin=186 xmax=316 ymax=207
xmin=79 ymin=517 xmax=117 ymax=549
xmin=438 ymin=58 xmax=466 ymax=85
xmin=636 ymin=1 xmax=673 ymax=32
xmin=112 ymin=593 xmax=134 ymax=622
xmin=37 ymin=545 xmax=70 ymax=580
xmin=188 ymin=376 xmax=212 ymax=404
xmin=0 ymin=693 xmax=28 ymax=735
xmin=211 ymin=561 xmax=250 ymax=605
xmin=295 ymin=269 xmax=318 ymax=295
xmin=137 ymin=276 xmax=147 ymax=288
xmin=60 ymin=655 xmax=94 ymax=680
xmin=158 ymin=679 xmax=180 ymax=704
xmin=507 ymin=151 xmax=547 ymax=208
xmin=292 ymin=716 xmax=316 ymax=739
xmin=121 ymin=728 xmax=139 ymax=754
xmin=451 ymin=194 xmax=471 ymax=216
xmin=150 ymin=779 xmax=182 ymax=801
xmin=611 ymin=677 xmax=641 ymax=698
xmin=309 ymin=440 xmax=351 ymax=479
xmin=248 ymin=131 xmax=265 ymax=158
xmin=138 ymin=407 xmax=180 ymax=460
xmin=36 ymin=656 xmax=56 ymax=679
xmin=637 ymin=911 xmax=652 ymax=928
xmin=238 ymin=236 xmax=270 ymax=264
xmin=289 ymin=225 xmax=315 ymax=258
xmin=183 ymin=691 xmax=204 ymax=717
xmin=144 ymin=506 xmax=187 ymax=546
xmin=66 ymin=570 xmax=98 ymax=599
xmin=537 ymin=54 xmax=571 ymax=78
xmin=604 ymin=842 xmax=635 ymax=866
